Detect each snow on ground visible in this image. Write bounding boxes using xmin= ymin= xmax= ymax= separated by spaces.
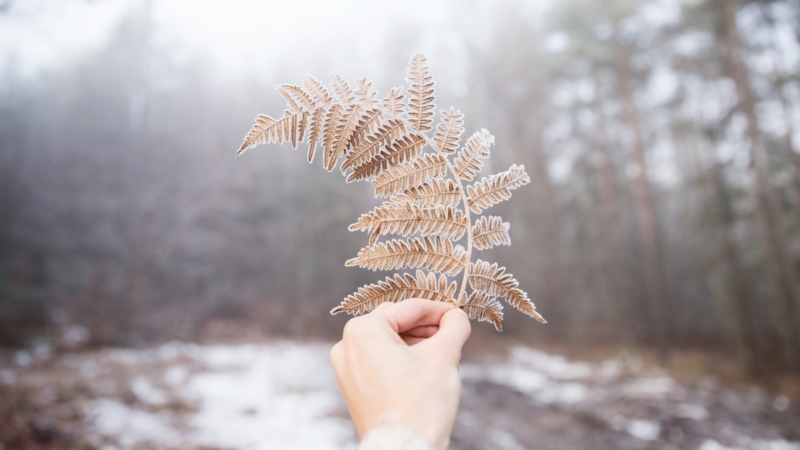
xmin=1 ymin=341 xmax=798 ymax=449
xmin=85 ymin=342 xmax=357 ymax=449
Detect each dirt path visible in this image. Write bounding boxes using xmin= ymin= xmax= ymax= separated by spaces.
xmin=0 ymin=342 xmax=797 ymax=449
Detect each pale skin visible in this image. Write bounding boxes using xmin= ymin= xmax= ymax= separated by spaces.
xmin=329 ymin=298 xmax=472 ymax=450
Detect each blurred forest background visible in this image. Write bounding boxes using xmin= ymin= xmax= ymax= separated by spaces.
xmin=1 ymin=0 xmax=799 ymax=377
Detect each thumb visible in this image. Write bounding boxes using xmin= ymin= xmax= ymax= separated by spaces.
xmin=427 ymin=307 xmax=471 ymax=364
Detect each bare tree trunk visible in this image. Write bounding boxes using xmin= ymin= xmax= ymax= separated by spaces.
xmin=594 ymin=107 xmax=635 ymax=344
xmin=719 ymin=0 xmax=800 ymax=372
xmin=614 ymin=41 xmax=670 ymax=365
xmin=518 ymin=115 xmax=569 ymax=338
xmin=759 ymin=2 xmax=800 ymax=214
xmin=773 ymin=73 xmax=800 ymax=216
xmin=712 ymin=164 xmax=762 ymax=374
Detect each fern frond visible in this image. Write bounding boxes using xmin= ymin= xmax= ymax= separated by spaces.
xmin=236 ymin=53 xmax=541 ymax=331
xmin=468 ymin=260 xmax=545 ymax=323
xmin=237 ymin=111 xmax=300 ymax=156
xmin=391 ymin=178 xmax=461 ymax=208
xmin=331 ymin=74 xmax=356 ymax=104
xmin=322 ymin=104 xmax=344 ymax=171
xmin=304 ymin=75 xmax=333 ymax=106
xmin=344 ymin=108 xmax=384 ymax=167
xmin=383 ymin=87 xmax=405 ymax=117
xmin=461 ymin=290 xmax=504 ymax=331
xmin=331 ymin=270 xmax=457 ymax=315
xmin=355 ymin=77 xmax=379 ymax=108
xmin=345 ymin=236 xmax=468 ymax=277
xmin=472 ymin=216 xmax=511 ymax=250
xmin=328 ymin=104 xmax=366 ymax=171
xmin=342 ymin=118 xmax=406 ymax=173
xmin=277 ymin=84 xmax=315 ymax=112
xmin=349 ymin=202 xmax=467 ymax=241
xmin=454 ymin=129 xmax=494 ymax=181
xmin=432 ymin=107 xmax=464 ymax=155
xmin=306 ymin=107 xmax=326 ymax=163
xmin=466 ymin=164 xmax=530 ymax=213
xmin=372 ymin=154 xmax=447 ymax=198
xmin=348 ymin=134 xmax=426 ymax=183
xmin=406 ymin=54 xmax=435 ymax=132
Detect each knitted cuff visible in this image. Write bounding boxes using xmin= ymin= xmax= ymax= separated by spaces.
xmin=358 ymin=417 xmax=434 ymax=450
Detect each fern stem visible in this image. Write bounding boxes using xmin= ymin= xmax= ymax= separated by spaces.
xmin=381 ymin=111 xmax=472 ymax=307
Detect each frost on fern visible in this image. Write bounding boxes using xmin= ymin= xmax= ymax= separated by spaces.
xmin=236 ymin=53 xmax=546 ymax=330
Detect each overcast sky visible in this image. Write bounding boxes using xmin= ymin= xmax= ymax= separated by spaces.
xmin=0 ymin=0 xmax=551 ymax=81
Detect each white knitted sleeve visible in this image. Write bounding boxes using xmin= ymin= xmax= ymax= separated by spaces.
xmin=358 ymin=423 xmax=434 ymax=450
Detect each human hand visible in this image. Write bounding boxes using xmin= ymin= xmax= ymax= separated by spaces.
xmin=329 ymin=298 xmax=472 ymax=450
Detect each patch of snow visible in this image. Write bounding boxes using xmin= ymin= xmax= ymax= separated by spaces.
xmin=749 ymin=441 xmax=800 ymax=450
xmin=676 ymin=403 xmax=709 ymax=421
xmin=621 ymin=376 xmax=676 ymax=398
xmin=164 ymin=366 xmax=189 ymax=386
xmin=14 ymin=351 xmax=32 ymax=367
xmin=699 ymin=440 xmax=741 ymax=450
xmin=63 ymin=325 xmax=90 ymax=346
xmin=489 ymin=429 xmax=526 ymax=450
xmin=183 ymin=343 xmax=355 ymax=450
xmin=130 ymin=377 xmax=168 ymax=406
xmin=88 ymin=399 xmax=181 ymax=448
xmin=699 ymin=439 xmax=800 ymax=450
xmin=461 ymin=364 xmax=548 ymax=395
xmin=537 ymin=382 xmax=589 ymax=404
xmin=626 ymin=420 xmax=661 ymax=441
xmin=509 ymin=347 xmax=593 ymax=380
xmin=773 ymin=396 xmax=790 ymax=412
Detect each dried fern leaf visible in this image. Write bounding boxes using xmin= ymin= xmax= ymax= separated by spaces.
xmin=392 ymin=178 xmax=461 ymax=208
xmin=298 ymin=112 xmax=309 ymax=147
xmin=343 ymin=108 xmax=384 ymax=167
xmin=290 ymin=113 xmax=299 ymax=148
xmin=306 ymin=107 xmax=326 ymax=163
xmin=236 ymin=111 xmax=300 ymax=156
xmin=322 ymin=104 xmax=344 ymax=171
xmin=345 ymin=236 xmax=468 ymax=277
xmin=355 ymin=77 xmax=379 ymax=108
xmin=383 ymin=87 xmax=405 ymax=117
xmin=454 ymin=129 xmax=494 ymax=181
xmin=342 ymin=119 xmax=407 ymax=174
xmin=331 ymin=270 xmax=457 ymax=315
xmin=277 ymin=84 xmax=316 ymax=112
xmin=461 ymin=290 xmax=504 ymax=331
xmin=331 ymin=74 xmax=356 ymax=104
xmin=432 ymin=107 xmax=464 ymax=155
xmin=349 ymin=202 xmax=467 ymax=241
xmin=277 ymin=86 xmax=302 ymax=112
xmin=372 ymin=153 xmax=447 ymax=198
xmin=468 ymin=260 xmax=546 ymax=323
xmin=304 ymin=75 xmax=333 ymax=106
xmin=406 ymin=54 xmax=435 ymax=132
xmin=348 ymin=134 xmax=426 ymax=183
xmin=466 ymin=164 xmax=530 ymax=214
xmin=328 ymin=104 xmax=366 ymax=171
xmin=472 ymin=216 xmax=511 ymax=250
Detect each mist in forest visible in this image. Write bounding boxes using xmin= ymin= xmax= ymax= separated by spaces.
xmin=1 ymin=0 xmax=800 ymax=378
